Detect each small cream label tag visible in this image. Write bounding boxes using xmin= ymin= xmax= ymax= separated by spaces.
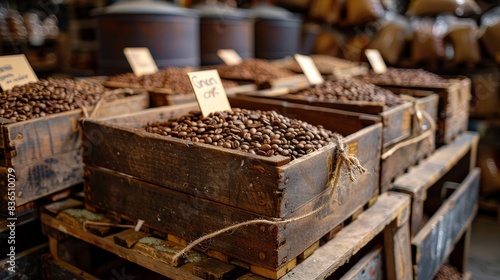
xmin=217 ymin=49 xmax=243 ymax=66
xmin=188 ymin=69 xmax=231 ymax=117
xmin=364 ymin=49 xmax=387 ymax=74
xmin=0 ymin=54 xmax=38 ymax=90
xmin=294 ymin=54 xmax=324 ymax=85
xmin=123 ymin=47 xmax=158 ymax=76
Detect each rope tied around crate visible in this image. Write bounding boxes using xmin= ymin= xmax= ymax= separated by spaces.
xmin=381 ymin=97 xmax=437 ymax=160
xmin=170 ymin=133 xmax=367 ymax=264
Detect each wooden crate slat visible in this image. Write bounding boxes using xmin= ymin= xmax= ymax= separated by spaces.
xmin=392 ymin=132 xmax=479 ymax=194
xmin=40 ymin=213 xmax=203 ymax=280
xmin=280 ymin=192 xmax=411 ymax=280
xmin=412 ymin=168 xmax=480 ymax=280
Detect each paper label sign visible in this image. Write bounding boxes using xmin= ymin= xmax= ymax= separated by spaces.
xmin=124 ymin=47 xmax=158 ymax=76
xmin=217 ymin=49 xmax=243 ymax=66
xmin=294 ymin=54 xmax=324 ymax=85
xmin=0 ymin=54 xmax=38 ymax=91
xmin=188 ymin=69 xmax=231 ymax=117
xmin=364 ymin=49 xmax=387 ymax=74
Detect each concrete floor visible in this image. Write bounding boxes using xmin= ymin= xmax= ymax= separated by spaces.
xmin=468 ymin=215 xmax=500 ymax=280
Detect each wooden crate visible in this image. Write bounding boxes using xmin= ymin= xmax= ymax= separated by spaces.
xmin=40 ymin=192 xmax=410 ymax=280
xmin=239 ymin=89 xmax=414 ymax=148
xmin=379 ymin=93 xmax=439 ymax=192
xmin=391 ymin=132 xmax=480 ymax=280
xmin=82 ymin=100 xmax=382 ymax=271
xmin=0 ymin=92 xmax=149 ymax=211
xmin=374 ymin=76 xmax=471 ymax=146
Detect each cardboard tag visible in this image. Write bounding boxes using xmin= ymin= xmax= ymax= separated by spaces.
xmin=123 ymin=47 xmax=158 ymax=76
xmin=364 ymin=49 xmax=387 ymax=74
xmin=188 ymin=69 xmax=231 ymax=117
xmin=217 ymin=49 xmax=243 ymax=66
xmin=294 ymin=54 xmax=324 ymax=85
xmin=0 ymin=54 xmax=38 ymax=91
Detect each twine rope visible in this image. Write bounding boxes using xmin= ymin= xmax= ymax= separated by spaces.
xmin=171 ymin=134 xmax=366 ymax=263
xmin=381 ymin=107 xmax=437 ymax=160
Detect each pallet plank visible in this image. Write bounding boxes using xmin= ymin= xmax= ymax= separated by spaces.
xmin=40 ymin=213 xmax=203 ymax=280
xmin=412 ymin=168 xmax=480 ymax=280
xmin=280 ymin=192 xmax=411 ymax=279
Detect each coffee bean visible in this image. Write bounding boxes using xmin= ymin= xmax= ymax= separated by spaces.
xmin=0 ymin=78 xmax=135 ymax=122
xmin=145 ymin=108 xmax=342 ymax=160
xmin=291 ymin=78 xmax=404 ymax=108
xmin=358 ymin=68 xmax=447 ymax=87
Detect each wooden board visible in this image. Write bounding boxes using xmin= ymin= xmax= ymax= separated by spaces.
xmin=392 ymin=132 xmax=479 ymax=237
xmin=280 ymin=192 xmax=411 ymax=280
xmin=339 ymin=246 xmax=384 ymax=280
xmin=83 ymin=101 xmax=382 ymax=218
xmin=40 ymin=212 xmax=203 ymax=280
xmin=0 ymin=149 xmax=83 ymax=210
xmin=412 ymin=168 xmax=480 ymax=280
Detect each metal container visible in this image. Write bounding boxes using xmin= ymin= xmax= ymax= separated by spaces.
xmin=250 ymin=4 xmax=302 ymax=60
xmin=94 ymin=0 xmax=199 ymax=75
xmin=194 ymin=2 xmax=253 ymax=65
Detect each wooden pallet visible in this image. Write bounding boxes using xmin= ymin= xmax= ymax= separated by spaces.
xmin=392 ymin=132 xmax=480 ymax=280
xmin=40 ymin=192 xmax=411 ymax=280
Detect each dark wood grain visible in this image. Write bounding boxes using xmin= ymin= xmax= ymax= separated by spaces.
xmin=84 ymin=161 xmax=379 ymax=270
xmin=0 ymin=149 xmax=83 ymax=212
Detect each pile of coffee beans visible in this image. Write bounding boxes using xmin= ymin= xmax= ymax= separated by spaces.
xmin=108 ymin=68 xmax=238 ymax=93
xmin=145 ymin=108 xmax=341 ymax=160
xmin=357 ymin=68 xmax=447 ymax=86
xmin=0 ymin=78 xmax=131 ymax=122
xmin=291 ymin=78 xmax=404 ymax=107
xmin=433 ymin=264 xmax=463 ymax=280
xmin=214 ymin=59 xmax=295 ymax=83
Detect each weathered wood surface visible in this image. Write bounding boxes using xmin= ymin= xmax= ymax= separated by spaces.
xmin=280 ymin=192 xmax=411 ymax=280
xmin=339 ymin=246 xmax=384 ymax=280
xmin=379 ymin=76 xmax=471 ymax=145
xmin=0 ymin=92 xmax=148 ymax=166
xmin=392 ymin=132 xmax=478 ymax=236
xmin=84 ymin=161 xmax=378 ymax=270
xmin=412 ymin=168 xmax=480 ymax=280
xmin=0 ymin=149 xmax=83 ymax=210
xmin=83 ymin=101 xmax=382 ymax=218
xmin=380 ymin=101 xmax=437 ymax=192
xmin=40 ymin=212 xmax=203 ymax=280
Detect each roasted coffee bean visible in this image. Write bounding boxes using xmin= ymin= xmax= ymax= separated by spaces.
xmin=213 ymin=59 xmax=295 ymax=84
xmin=108 ymin=67 xmax=238 ymax=94
xmin=145 ymin=108 xmax=342 ymax=160
xmin=358 ymin=68 xmax=447 ymax=87
xmin=291 ymin=78 xmax=404 ymax=108
xmin=0 ymin=78 xmax=135 ymax=122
